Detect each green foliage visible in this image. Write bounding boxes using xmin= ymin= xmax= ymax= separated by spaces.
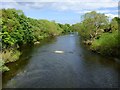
xmin=91 ymin=30 xmax=119 ymax=55
xmin=1 ymin=8 xmax=63 ymax=49
xmin=71 ymin=11 xmax=120 ymax=56
xmin=71 ymin=23 xmax=81 ymax=32
xmin=0 ymin=60 xmax=10 ymax=72
xmin=110 ymin=17 xmax=120 ymax=32
xmin=1 ymin=49 xmax=21 ymax=63
xmin=78 ymin=11 xmax=109 ymax=40
xmin=1 ymin=8 xmax=66 ymax=72
xmin=0 ymin=49 xmax=21 ymax=72
xmin=58 ymin=23 xmax=72 ymax=34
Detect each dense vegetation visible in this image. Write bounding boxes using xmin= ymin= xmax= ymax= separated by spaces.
xmin=0 ymin=9 xmax=73 ymax=72
xmin=58 ymin=23 xmax=73 ymax=34
xmin=0 ymin=9 xmax=119 ymax=72
xmin=71 ymin=11 xmax=120 ymax=57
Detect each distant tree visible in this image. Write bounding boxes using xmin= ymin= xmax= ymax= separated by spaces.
xmin=79 ymin=11 xmax=109 ymax=39
xmin=110 ymin=17 xmax=120 ymax=32
xmin=1 ymin=8 xmax=63 ymax=49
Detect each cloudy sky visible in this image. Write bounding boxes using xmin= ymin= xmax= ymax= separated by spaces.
xmin=0 ymin=0 xmax=119 ymax=24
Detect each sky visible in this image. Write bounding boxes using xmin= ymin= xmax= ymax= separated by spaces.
xmin=0 ymin=0 xmax=119 ymax=24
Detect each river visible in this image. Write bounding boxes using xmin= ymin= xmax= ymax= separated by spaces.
xmin=2 ymin=34 xmax=120 ymax=88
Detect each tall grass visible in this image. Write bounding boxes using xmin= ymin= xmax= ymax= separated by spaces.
xmin=91 ymin=30 xmax=119 ymax=55
xmin=0 ymin=49 xmax=21 ymax=72
xmin=2 ymin=49 xmax=21 ymax=63
xmin=0 ymin=60 xmax=9 ymax=72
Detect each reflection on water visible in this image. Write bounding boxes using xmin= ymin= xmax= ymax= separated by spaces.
xmin=2 ymin=34 xmax=120 ymax=88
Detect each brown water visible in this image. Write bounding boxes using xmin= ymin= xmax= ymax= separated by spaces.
xmin=2 ymin=34 xmax=120 ymax=88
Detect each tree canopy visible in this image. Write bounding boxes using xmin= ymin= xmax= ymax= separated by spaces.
xmin=1 ymin=9 xmax=72 ymax=50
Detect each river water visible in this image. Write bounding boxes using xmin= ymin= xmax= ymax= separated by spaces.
xmin=2 ymin=34 xmax=120 ymax=88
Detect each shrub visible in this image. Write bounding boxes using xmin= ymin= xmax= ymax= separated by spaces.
xmin=2 ymin=49 xmax=21 ymax=63
xmin=0 ymin=49 xmax=21 ymax=72
xmin=0 ymin=59 xmax=9 ymax=72
xmin=91 ymin=30 xmax=119 ymax=55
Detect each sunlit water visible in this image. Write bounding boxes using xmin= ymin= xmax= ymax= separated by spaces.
xmin=2 ymin=34 xmax=120 ymax=88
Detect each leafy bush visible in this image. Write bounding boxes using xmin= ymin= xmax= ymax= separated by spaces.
xmin=0 ymin=49 xmax=21 ymax=72
xmin=1 ymin=8 xmax=66 ymax=49
xmin=91 ymin=30 xmax=119 ymax=55
xmin=0 ymin=59 xmax=10 ymax=72
xmin=71 ymin=11 xmax=120 ymax=57
xmin=2 ymin=49 xmax=21 ymax=63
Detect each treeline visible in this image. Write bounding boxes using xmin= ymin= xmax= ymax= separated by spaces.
xmin=1 ymin=9 xmax=119 ymax=72
xmin=71 ymin=11 xmax=120 ymax=57
xmin=0 ymin=8 xmax=72 ymax=72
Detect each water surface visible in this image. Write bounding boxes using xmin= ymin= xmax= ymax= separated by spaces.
xmin=2 ymin=34 xmax=120 ymax=88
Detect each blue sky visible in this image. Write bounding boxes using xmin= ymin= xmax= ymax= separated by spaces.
xmin=0 ymin=0 xmax=119 ymax=24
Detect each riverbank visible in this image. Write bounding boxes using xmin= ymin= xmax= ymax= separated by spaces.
xmin=3 ymin=34 xmax=120 ymax=88
xmin=1 ymin=9 xmax=72 ymax=72
xmin=82 ymin=30 xmax=120 ymax=58
xmin=0 ymin=35 xmax=58 ymax=72
xmin=70 ymin=11 xmax=120 ymax=58
xmin=1 ymin=9 xmax=119 ymax=73
xmin=0 ymin=49 xmax=21 ymax=72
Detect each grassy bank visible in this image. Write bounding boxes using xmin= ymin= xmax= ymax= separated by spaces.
xmin=0 ymin=8 xmax=73 ymax=72
xmin=71 ymin=11 xmax=120 ymax=57
xmin=0 ymin=49 xmax=21 ymax=72
xmin=91 ymin=30 xmax=119 ymax=57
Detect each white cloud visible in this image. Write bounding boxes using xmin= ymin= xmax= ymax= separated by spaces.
xmin=0 ymin=2 xmax=30 ymax=10
xmin=0 ymin=0 xmax=119 ymax=2
xmin=105 ymin=13 xmax=118 ymax=18
xmin=0 ymin=0 xmax=118 ymax=19
xmin=78 ymin=9 xmax=118 ymax=14
xmin=45 ymin=1 xmax=118 ymax=12
xmin=1 ymin=0 xmax=118 ymax=10
xmin=77 ymin=10 xmax=118 ymax=19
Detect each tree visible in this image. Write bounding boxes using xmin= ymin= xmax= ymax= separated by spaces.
xmin=110 ymin=17 xmax=120 ymax=32
xmin=79 ymin=11 xmax=109 ymax=39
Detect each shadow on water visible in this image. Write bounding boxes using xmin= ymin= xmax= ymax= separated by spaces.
xmin=79 ymin=37 xmax=120 ymax=70
xmin=2 ymin=37 xmax=57 ymax=87
xmin=2 ymin=34 xmax=120 ymax=88
xmin=78 ymin=38 xmax=120 ymax=87
xmin=2 ymin=45 xmax=34 ymax=87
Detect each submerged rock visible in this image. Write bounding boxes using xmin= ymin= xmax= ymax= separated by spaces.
xmin=114 ymin=58 xmax=120 ymax=63
xmin=34 ymin=41 xmax=40 ymax=44
xmin=83 ymin=40 xmax=92 ymax=45
xmin=70 ymin=35 xmax=74 ymax=36
xmin=54 ymin=51 xmax=64 ymax=54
